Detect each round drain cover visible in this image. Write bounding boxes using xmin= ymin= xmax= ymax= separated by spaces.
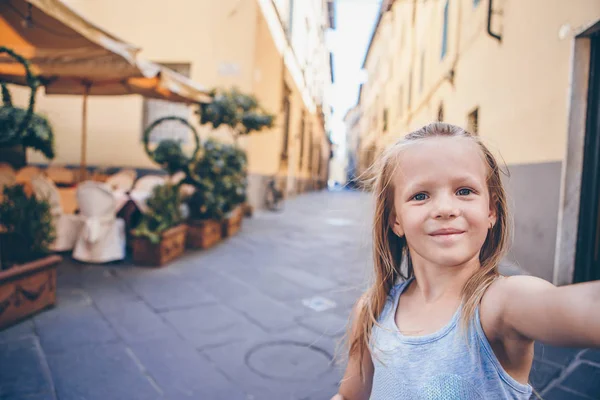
xmin=246 ymin=341 xmax=332 ymax=381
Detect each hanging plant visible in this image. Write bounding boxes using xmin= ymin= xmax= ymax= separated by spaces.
xmin=0 ymin=46 xmax=55 ymax=159
xmin=143 ymin=116 xmax=201 ymax=175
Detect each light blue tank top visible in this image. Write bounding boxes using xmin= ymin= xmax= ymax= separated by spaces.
xmin=369 ymin=277 xmax=533 ymax=400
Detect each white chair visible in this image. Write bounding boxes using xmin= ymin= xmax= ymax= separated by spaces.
xmin=31 ymin=175 xmax=83 ymax=252
xmin=105 ymin=169 xmax=137 ymax=192
xmin=72 ymin=181 xmax=126 ymax=263
xmin=15 ymin=165 xmax=43 ymax=184
xmin=133 ymin=175 xmax=166 ymax=192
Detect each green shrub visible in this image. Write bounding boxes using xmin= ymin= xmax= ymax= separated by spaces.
xmin=132 ymin=184 xmax=183 ymax=244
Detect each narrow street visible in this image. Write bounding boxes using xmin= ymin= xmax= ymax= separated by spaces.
xmin=1 ymin=191 xmax=598 ymax=400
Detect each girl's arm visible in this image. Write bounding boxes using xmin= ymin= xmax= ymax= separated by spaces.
xmin=494 ymin=275 xmax=600 ymax=347
xmin=331 ymin=298 xmax=375 ymax=400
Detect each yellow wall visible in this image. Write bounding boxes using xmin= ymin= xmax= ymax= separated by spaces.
xmin=5 ymin=0 xmax=331 ymax=189
xmin=359 ymin=0 xmax=600 ymax=166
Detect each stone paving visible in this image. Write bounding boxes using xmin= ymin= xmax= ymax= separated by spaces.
xmin=0 ymin=190 xmax=599 ymax=400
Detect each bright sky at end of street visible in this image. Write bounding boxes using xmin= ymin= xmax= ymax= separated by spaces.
xmin=330 ymin=0 xmax=381 ymax=154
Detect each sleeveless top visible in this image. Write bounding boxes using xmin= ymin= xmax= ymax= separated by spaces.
xmin=369 ymin=277 xmax=533 ymax=400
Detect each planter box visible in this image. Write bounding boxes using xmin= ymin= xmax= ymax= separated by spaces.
xmin=222 ymin=206 xmax=243 ymax=237
xmin=186 ymin=219 xmax=222 ymax=249
xmin=241 ymin=201 xmax=253 ymax=218
xmin=131 ymin=224 xmax=187 ymax=267
xmin=0 ymin=255 xmax=61 ymax=330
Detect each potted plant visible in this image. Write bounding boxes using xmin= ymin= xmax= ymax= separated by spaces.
xmin=0 ymin=47 xmax=55 ymax=169
xmin=184 ymin=139 xmax=230 ymax=249
xmin=196 ymin=87 xmax=274 ymax=217
xmin=130 ymin=183 xmax=187 ymax=267
xmin=0 ymin=184 xmax=61 ymax=330
xmin=220 ymin=143 xmax=247 ymax=237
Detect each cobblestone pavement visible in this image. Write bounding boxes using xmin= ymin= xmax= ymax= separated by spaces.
xmin=0 ymin=190 xmax=598 ymax=400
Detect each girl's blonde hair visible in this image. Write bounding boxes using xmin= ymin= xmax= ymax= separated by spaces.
xmin=347 ymin=122 xmax=511 ymax=378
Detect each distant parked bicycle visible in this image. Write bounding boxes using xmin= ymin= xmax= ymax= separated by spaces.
xmin=265 ymin=178 xmax=284 ymax=211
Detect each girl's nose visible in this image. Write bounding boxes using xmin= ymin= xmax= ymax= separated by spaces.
xmin=432 ymin=195 xmax=460 ymax=219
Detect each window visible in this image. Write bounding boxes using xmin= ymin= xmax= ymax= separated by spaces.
xmin=437 ymin=103 xmax=444 ymax=122
xmin=468 ymin=107 xmax=479 ymax=135
xmin=299 ymin=111 xmax=305 ymax=168
xmin=419 ymin=50 xmax=426 ymax=92
xmin=142 ymin=63 xmax=191 ymax=144
xmin=441 ymin=0 xmax=449 ymax=60
xmin=383 ymin=109 xmax=389 ymax=132
xmin=281 ymin=85 xmax=292 ymax=159
xmin=473 ymin=0 xmax=481 ymax=7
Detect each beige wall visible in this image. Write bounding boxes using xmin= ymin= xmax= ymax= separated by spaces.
xmin=362 ymin=0 xmax=600 ymax=165
xmin=5 ymin=0 xmax=332 ymax=206
xmin=357 ymin=0 xmax=600 ymax=280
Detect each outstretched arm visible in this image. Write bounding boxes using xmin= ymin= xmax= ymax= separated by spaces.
xmin=497 ymin=275 xmax=600 ymax=348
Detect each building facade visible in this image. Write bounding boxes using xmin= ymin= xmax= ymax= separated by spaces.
xmin=355 ymin=0 xmax=600 ymax=283
xmin=9 ymin=0 xmax=334 ymax=209
xmin=343 ymin=104 xmax=361 ymax=185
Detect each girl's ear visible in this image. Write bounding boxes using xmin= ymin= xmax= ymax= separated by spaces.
xmin=488 ymin=196 xmax=498 ymax=229
xmin=391 ymin=209 xmax=405 ymax=237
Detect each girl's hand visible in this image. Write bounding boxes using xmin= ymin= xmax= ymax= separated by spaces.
xmin=330 ymin=395 xmax=346 ymax=400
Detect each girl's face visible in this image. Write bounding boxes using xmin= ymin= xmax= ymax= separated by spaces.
xmin=392 ymin=136 xmax=497 ymax=268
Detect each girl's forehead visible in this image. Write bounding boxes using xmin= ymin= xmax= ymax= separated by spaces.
xmin=393 ymin=137 xmax=488 ymax=185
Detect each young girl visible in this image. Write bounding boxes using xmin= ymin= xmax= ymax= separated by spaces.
xmin=331 ymin=122 xmax=600 ymax=400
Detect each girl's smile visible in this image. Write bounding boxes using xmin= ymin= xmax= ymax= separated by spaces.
xmin=428 ymin=228 xmax=466 ymax=245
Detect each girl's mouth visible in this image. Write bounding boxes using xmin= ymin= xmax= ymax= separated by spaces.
xmin=429 ymin=228 xmax=465 ymax=236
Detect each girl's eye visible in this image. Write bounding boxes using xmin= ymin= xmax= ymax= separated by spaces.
xmin=412 ymin=193 xmax=428 ymax=201
xmin=457 ymin=188 xmax=473 ymax=196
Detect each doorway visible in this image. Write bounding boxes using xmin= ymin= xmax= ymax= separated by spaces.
xmin=575 ymin=32 xmax=600 ymax=283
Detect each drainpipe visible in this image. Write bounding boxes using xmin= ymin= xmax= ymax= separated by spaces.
xmin=487 ymin=0 xmax=502 ymax=42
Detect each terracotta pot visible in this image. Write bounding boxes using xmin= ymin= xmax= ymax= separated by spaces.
xmin=131 ymin=224 xmax=187 ymax=267
xmin=222 ymin=206 xmax=243 ymax=237
xmin=186 ymin=219 xmax=222 ymax=249
xmin=0 ymin=255 xmax=61 ymax=330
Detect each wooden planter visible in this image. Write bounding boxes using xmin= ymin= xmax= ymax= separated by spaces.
xmin=186 ymin=219 xmax=222 ymax=249
xmin=131 ymin=224 xmax=187 ymax=267
xmin=0 ymin=255 xmax=62 ymax=330
xmin=241 ymin=201 xmax=253 ymax=218
xmin=222 ymin=206 xmax=243 ymax=237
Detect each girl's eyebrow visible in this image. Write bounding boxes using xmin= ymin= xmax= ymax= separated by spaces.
xmin=401 ymin=174 xmax=483 ymax=194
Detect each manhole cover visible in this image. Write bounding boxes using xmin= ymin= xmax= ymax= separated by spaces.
xmin=246 ymin=341 xmax=332 ymax=381
xmin=302 ymin=296 xmax=337 ymax=312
